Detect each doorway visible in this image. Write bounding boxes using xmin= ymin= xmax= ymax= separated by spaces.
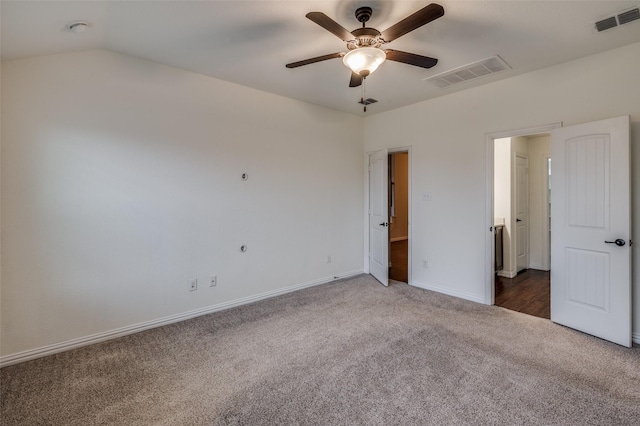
xmin=488 ymin=118 xmax=631 ymax=346
xmin=492 ymin=133 xmax=551 ymax=318
xmin=367 ymin=147 xmax=411 ymax=287
xmin=389 ymin=152 xmax=409 ymax=283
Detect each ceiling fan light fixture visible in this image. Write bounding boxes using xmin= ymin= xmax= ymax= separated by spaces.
xmin=343 ymin=47 xmax=386 ymax=77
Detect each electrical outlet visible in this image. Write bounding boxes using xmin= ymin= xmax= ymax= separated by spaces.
xmin=327 ymin=255 xmax=332 ymax=264
xmin=210 ymin=275 xmax=217 ymax=287
xmin=189 ymin=278 xmax=198 ymax=291
xmin=422 ymin=259 xmax=429 ymax=269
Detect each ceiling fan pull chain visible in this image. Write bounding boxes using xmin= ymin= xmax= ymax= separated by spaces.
xmin=362 ymin=77 xmax=367 ymax=112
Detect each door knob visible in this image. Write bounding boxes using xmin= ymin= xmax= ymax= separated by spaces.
xmin=516 ymin=218 xmax=523 ymax=222
xmin=604 ymin=239 xmax=626 ymax=246
xmin=379 ymin=222 xmax=389 ymax=227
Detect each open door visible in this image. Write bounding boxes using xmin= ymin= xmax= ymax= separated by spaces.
xmin=515 ymin=154 xmax=529 ymax=272
xmin=550 ymin=116 xmax=631 ymax=347
xmin=369 ymin=149 xmax=389 ymax=286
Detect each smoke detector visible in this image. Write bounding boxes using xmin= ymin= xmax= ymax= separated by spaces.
xmin=67 ymin=21 xmax=90 ymax=33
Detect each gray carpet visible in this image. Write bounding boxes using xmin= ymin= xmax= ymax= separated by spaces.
xmin=1 ymin=274 xmax=639 ymax=425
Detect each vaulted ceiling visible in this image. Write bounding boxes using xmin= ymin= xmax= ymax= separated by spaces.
xmin=3 ymin=1 xmax=640 ymax=115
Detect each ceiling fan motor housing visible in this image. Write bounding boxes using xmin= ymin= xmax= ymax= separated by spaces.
xmin=355 ymin=7 xmax=373 ymax=23
xmin=348 ymin=27 xmax=383 ymax=50
xmin=348 ymin=6 xmax=383 ymax=49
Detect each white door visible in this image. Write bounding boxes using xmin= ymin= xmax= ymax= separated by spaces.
xmin=515 ymin=154 xmax=529 ymax=272
xmin=369 ymin=149 xmax=389 ymax=286
xmin=550 ymin=116 xmax=631 ymax=347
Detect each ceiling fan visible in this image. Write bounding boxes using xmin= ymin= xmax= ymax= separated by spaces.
xmin=286 ymin=3 xmax=444 ymax=88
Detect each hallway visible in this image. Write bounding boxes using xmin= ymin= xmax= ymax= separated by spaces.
xmin=495 ymin=269 xmax=550 ymax=319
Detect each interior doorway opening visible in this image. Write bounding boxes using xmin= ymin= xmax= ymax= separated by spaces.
xmin=367 ymin=147 xmax=411 ymax=287
xmin=487 ymin=118 xmax=631 ymax=346
xmin=492 ymin=134 xmax=551 ymax=319
xmin=389 ymin=151 xmax=409 ymax=283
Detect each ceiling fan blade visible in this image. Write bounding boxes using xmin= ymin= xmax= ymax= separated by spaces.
xmin=306 ymin=12 xmax=354 ymax=41
xmin=385 ymin=50 xmax=438 ymax=69
xmin=349 ymin=72 xmax=363 ymax=87
xmin=286 ymin=52 xmax=345 ymax=68
xmin=381 ymin=3 xmax=444 ymax=42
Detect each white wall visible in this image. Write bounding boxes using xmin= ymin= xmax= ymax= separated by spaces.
xmin=1 ymin=49 xmax=364 ymax=361
xmin=4 ymin=41 xmax=640 ymax=361
xmin=363 ymin=41 xmax=640 ymax=339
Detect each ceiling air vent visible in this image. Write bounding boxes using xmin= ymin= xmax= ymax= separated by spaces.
xmin=595 ymin=16 xmax=618 ymax=32
xmin=424 ymin=55 xmax=511 ymax=89
xmin=618 ymin=7 xmax=640 ymax=25
xmin=358 ymin=98 xmax=378 ymax=105
xmin=595 ymin=6 xmax=640 ymax=32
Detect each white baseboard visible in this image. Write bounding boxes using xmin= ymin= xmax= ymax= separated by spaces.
xmin=390 ymin=236 xmax=408 ymax=242
xmin=0 ymin=269 xmax=364 ymax=368
xmin=528 ymin=264 xmax=550 ymax=271
xmin=497 ymin=270 xmax=517 ymax=278
xmin=410 ymin=280 xmax=486 ymax=304
xmin=633 ymin=332 xmax=640 ymax=345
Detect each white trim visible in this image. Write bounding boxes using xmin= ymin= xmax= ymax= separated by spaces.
xmin=528 ymin=264 xmax=549 ymax=272
xmin=0 ymin=269 xmax=363 ymax=367
xmin=364 ymin=150 xmax=372 ymax=274
xmin=487 ymin=123 xmax=562 ymax=141
xmin=633 ymin=332 xmax=640 ymax=345
xmin=542 ymin=155 xmax=551 ymax=270
xmin=497 ymin=270 xmax=518 ymax=279
xmin=410 ymin=280 xmax=486 ymax=304
xmin=485 ymin=136 xmax=495 ymax=304
xmin=485 ymin=123 xmax=562 ymax=305
xmin=390 ymin=236 xmax=408 ymax=242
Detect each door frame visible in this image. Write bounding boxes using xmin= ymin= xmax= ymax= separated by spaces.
xmin=485 ymin=123 xmax=561 ymax=304
xmin=542 ymin=155 xmax=552 ymax=270
xmin=364 ymin=146 xmax=412 ymax=284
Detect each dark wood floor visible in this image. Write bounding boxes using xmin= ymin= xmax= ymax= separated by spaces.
xmin=389 ymin=240 xmax=408 ymax=282
xmin=495 ymin=269 xmax=550 ymax=319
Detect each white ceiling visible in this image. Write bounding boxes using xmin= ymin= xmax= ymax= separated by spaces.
xmin=3 ymin=1 xmax=640 ymax=115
